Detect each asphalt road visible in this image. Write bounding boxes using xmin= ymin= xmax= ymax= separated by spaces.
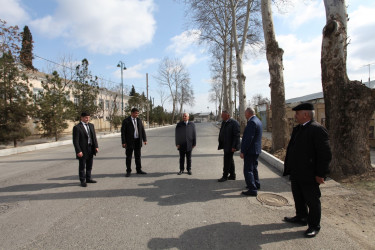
xmin=0 ymin=123 xmax=364 ymax=249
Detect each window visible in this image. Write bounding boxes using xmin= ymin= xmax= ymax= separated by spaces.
xmin=33 ymin=88 xmax=43 ymax=100
xmin=74 ymin=96 xmax=80 ymax=105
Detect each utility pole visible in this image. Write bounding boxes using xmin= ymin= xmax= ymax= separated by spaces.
xmin=117 ymin=61 xmax=126 ymax=116
xmin=146 ymin=73 xmax=149 ymax=129
xmin=362 ymin=63 xmax=375 ymax=87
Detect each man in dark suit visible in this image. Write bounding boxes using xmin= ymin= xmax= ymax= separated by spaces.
xmin=283 ymin=103 xmax=332 ymax=238
xmin=217 ymin=110 xmax=240 ymax=182
xmin=240 ymin=107 xmax=262 ymax=196
xmin=73 ymin=112 xmax=99 ymax=187
xmin=121 ymin=108 xmax=147 ymax=177
xmin=175 ymin=113 xmax=196 ymax=175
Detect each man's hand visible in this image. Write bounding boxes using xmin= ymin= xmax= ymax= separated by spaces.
xmin=122 ymin=144 xmax=127 ymax=148
xmin=315 ymin=176 xmax=325 ymax=184
xmin=240 ymin=153 xmax=244 ymax=159
xmin=176 ymin=145 xmax=180 ymax=149
xmin=95 ymin=148 xmax=99 ymax=153
xmin=231 ymin=148 xmax=236 ymax=152
xmin=77 ymin=152 xmax=83 ymax=158
xmin=144 ymin=141 xmax=148 ymax=145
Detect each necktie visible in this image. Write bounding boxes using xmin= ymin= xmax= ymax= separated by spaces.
xmin=85 ymin=124 xmax=92 ymax=144
xmin=133 ymin=118 xmax=138 ymax=138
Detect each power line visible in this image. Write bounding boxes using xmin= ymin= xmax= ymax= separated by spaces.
xmin=34 ymin=54 xmax=160 ymax=94
xmin=34 ymin=54 xmax=120 ymax=86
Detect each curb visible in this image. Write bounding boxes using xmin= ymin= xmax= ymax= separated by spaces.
xmin=259 ymin=150 xmax=284 ymax=174
xmin=0 ymin=125 xmax=174 ymax=157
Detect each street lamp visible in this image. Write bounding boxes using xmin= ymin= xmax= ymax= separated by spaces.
xmin=117 ymin=61 xmax=127 ymax=116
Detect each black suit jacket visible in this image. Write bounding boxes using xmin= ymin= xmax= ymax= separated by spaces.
xmin=175 ymin=121 xmax=196 ymax=152
xmin=73 ymin=122 xmax=98 ymax=159
xmin=121 ymin=116 xmax=147 ymax=148
xmin=283 ymin=120 xmax=332 ymax=183
xmin=218 ymin=118 xmax=240 ymax=153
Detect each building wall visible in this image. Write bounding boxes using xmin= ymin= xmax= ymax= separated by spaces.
xmin=25 ymin=70 xmax=128 ymax=135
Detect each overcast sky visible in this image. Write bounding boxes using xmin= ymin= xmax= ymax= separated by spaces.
xmin=1 ymin=0 xmax=374 ymax=114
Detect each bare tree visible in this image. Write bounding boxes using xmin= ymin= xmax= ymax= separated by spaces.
xmin=230 ymin=0 xmax=261 ymax=132
xmin=321 ymin=0 xmax=375 ymax=179
xmin=157 ymin=87 xmax=169 ymax=111
xmin=178 ymin=77 xmax=195 ymax=115
xmin=154 ymin=57 xmax=189 ymax=123
xmin=261 ymin=0 xmax=289 ymax=151
xmin=209 ymin=77 xmax=222 ymax=120
xmin=183 ymin=0 xmax=232 ymax=113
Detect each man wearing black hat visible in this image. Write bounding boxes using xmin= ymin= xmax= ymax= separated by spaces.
xmin=283 ymin=103 xmax=332 ymax=238
xmin=73 ymin=112 xmax=99 ymax=187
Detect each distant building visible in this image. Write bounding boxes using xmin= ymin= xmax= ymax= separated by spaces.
xmin=194 ymin=112 xmax=211 ymax=122
xmin=25 ymin=69 xmax=128 ymax=134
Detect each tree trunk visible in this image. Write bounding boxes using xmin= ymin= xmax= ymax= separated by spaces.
xmin=322 ymin=0 xmax=375 ymax=179
xmin=230 ymin=0 xmax=252 ymax=133
xmin=222 ymin=39 xmax=229 ymax=112
xmin=261 ymin=0 xmax=289 ymax=152
xmin=228 ymin=36 xmax=234 ymax=117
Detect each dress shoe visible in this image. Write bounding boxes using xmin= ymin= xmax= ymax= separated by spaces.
xmin=137 ymin=170 xmax=147 ymax=174
xmin=187 ymin=170 xmax=192 ymax=175
xmin=304 ymin=227 xmax=320 ymax=238
xmin=218 ymin=177 xmax=228 ymax=182
xmin=241 ymin=190 xmax=257 ymax=196
xmin=228 ymin=175 xmax=236 ymax=180
xmin=125 ymin=173 xmax=131 ymax=177
xmin=177 ymin=171 xmax=183 ymax=175
xmin=86 ymin=179 xmax=97 ymax=183
xmin=80 ymin=182 xmax=87 ymax=187
xmin=283 ymin=216 xmax=308 ymax=226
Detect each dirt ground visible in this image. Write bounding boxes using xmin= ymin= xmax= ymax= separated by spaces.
xmin=262 ymin=137 xmax=375 ymax=248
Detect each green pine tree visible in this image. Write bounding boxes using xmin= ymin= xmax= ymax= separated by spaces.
xmin=20 ymin=25 xmax=34 ymax=70
xmin=129 ymin=85 xmax=136 ymax=96
xmin=72 ymin=58 xmax=99 ymax=120
xmin=0 ymin=52 xmax=32 ymax=147
xmin=35 ymin=71 xmax=75 ymax=141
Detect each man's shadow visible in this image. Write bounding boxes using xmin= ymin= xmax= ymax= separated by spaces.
xmin=148 ymin=222 xmax=302 ymax=250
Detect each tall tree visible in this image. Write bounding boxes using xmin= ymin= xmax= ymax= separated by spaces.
xmin=183 ymin=0 xmax=232 ymax=113
xmin=230 ymin=0 xmax=260 ymax=132
xmin=129 ymin=85 xmax=136 ymax=96
xmin=154 ymin=57 xmax=188 ymax=123
xmin=72 ymin=58 xmax=99 ymax=119
xmin=20 ymin=25 xmax=34 ymax=70
xmin=35 ymin=71 xmax=75 ymax=141
xmin=0 ymin=20 xmax=32 ymax=147
xmin=322 ymin=0 xmax=375 ymax=179
xmin=261 ymin=0 xmax=289 ymax=152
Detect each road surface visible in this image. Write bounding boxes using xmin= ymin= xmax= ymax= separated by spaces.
xmin=0 ymin=123 xmax=365 ymax=249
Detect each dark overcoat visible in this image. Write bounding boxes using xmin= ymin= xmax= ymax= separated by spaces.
xmin=72 ymin=122 xmax=98 ymax=159
xmin=218 ymin=118 xmax=240 ymax=153
xmin=241 ymin=116 xmax=262 ymax=156
xmin=121 ymin=116 xmax=147 ymax=148
xmin=283 ymin=120 xmax=332 ymax=183
xmin=175 ymin=121 xmax=196 ymax=152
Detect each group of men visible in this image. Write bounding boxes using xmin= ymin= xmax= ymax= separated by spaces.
xmin=72 ymin=103 xmax=331 ymax=238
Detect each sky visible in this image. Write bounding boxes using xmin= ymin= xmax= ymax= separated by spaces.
xmin=1 ymin=0 xmax=375 ymax=114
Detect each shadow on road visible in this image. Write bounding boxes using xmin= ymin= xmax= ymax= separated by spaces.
xmin=148 ymin=222 xmax=302 ymax=249
xmin=0 ymin=176 xmax=290 ymax=204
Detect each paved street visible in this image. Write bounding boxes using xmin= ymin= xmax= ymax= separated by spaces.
xmin=0 ymin=123 xmax=365 ymax=249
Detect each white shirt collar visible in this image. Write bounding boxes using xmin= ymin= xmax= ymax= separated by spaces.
xmin=302 ymin=120 xmax=311 ymax=126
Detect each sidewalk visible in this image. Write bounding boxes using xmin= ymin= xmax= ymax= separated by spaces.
xmin=0 ymin=125 xmax=174 ymax=157
xmin=263 ymin=131 xmax=375 ymax=167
